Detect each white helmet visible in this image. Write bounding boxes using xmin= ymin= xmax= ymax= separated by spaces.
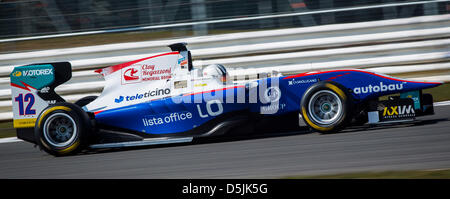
xmin=203 ymin=64 xmax=230 ymax=83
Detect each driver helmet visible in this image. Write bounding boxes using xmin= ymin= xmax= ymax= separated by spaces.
xmin=203 ymin=64 xmax=230 ymax=83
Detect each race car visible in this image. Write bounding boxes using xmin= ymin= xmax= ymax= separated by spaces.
xmin=10 ymin=43 xmax=442 ymax=156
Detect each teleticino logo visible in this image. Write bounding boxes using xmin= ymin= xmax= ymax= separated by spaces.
xmin=114 ymin=88 xmax=171 ymax=103
xmin=353 ymin=82 xmax=404 ymax=94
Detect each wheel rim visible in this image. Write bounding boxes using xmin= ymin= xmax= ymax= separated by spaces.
xmin=308 ymin=90 xmax=343 ymax=125
xmin=43 ymin=113 xmax=77 ymax=147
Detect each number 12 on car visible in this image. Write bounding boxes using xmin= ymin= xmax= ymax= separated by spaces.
xmin=14 ymin=93 xmax=36 ymax=115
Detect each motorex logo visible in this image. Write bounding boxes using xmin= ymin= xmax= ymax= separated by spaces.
xmin=12 ymin=71 xmax=22 ymax=77
xmin=353 ymin=82 xmax=405 ymax=94
xmin=17 ymin=69 xmax=53 ymax=77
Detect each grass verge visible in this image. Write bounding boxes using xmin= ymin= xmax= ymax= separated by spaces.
xmin=283 ymin=169 xmax=450 ymax=179
xmin=0 ymin=121 xmax=16 ymax=138
xmin=422 ymin=82 xmax=450 ymax=102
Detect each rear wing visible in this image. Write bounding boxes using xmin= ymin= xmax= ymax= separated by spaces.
xmin=169 ymin=42 xmax=193 ymax=71
xmin=10 ymin=62 xmax=71 ymax=128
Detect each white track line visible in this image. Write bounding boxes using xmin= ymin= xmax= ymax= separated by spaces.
xmin=434 ymin=100 xmax=450 ymax=107
xmin=0 ymin=137 xmax=22 ymax=144
xmin=0 ymin=100 xmax=450 ymax=144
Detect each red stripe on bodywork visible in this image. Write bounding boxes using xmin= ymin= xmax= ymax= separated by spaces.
xmin=283 ymin=69 xmax=442 ymax=85
xmin=94 ymin=110 xmax=104 ymax=115
xmin=94 ymin=69 xmax=103 ymax=74
xmin=10 ymin=81 xmax=37 ymax=91
xmin=97 ymin=52 xmax=179 ymax=76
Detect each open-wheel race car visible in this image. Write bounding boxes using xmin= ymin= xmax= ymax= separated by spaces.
xmin=10 ymin=43 xmax=442 ymax=156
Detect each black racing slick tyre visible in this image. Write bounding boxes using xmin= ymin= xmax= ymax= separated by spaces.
xmin=300 ymin=81 xmax=354 ymax=133
xmin=34 ymin=102 xmax=92 ymax=156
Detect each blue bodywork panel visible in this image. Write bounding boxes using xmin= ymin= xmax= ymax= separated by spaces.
xmin=94 ymin=69 xmax=441 ymax=135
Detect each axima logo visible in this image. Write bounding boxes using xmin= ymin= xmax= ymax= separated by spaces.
xmin=383 ymin=105 xmax=415 ymax=119
xmin=115 ymin=88 xmax=171 ymax=103
xmin=353 ymin=82 xmax=404 ymax=94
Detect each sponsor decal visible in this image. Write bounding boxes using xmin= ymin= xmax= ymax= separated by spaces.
xmin=13 ymin=69 xmax=53 ymax=77
xmin=39 ymin=87 xmax=50 ymax=93
xmin=123 ymin=68 xmax=139 ymax=81
xmin=261 ymin=103 xmax=286 ymax=114
xmin=178 ymin=57 xmax=185 ymax=64
xmin=142 ymin=67 xmax=171 ymax=81
xmin=353 ymin=82 xmax=404 ymax=94
xmin=288 ymin=78 xmax=317 ymax=86
xmin=122 ymin=66 xmax=141 ymax=84
xmin=194 ymin=83 xmax=207 ymax=87
xmin=12 ymin=71 xmax=22 ymax=77
xmin=377 ymin=99 xmax=416 ymax=121
xmin=382 ymin=105 xmax=415 ymax=119
xmin=114 ymin=88 xmax=171 ymax=103
xmin=178 ymin=57 xmax=188 ymax=68
xmin=400 ymin=91 xmax=421 ymax=109
xmin=174 ymin=80 xmax=188 ymax=89
xmin=115 ymin=96 xmax=124 ymax=103
xmin=122 ymin=64 xmax=172 ymax=84
xmin=13 ymin=118 xmax=37 ymax=128
xmin=264 ymin=87 xmax=281 ymax=102
xmin=46 ymin=100 xmax=57 ymax=104
xmin=197 ymin=100 xmax=223 ymax=118
xmin=142 ymin=111 xmax=193 ymax=127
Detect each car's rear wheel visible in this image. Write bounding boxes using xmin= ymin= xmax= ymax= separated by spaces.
xmin=300 ymin=82 xmax=353 ymax=133
xmin=35 ymin=102 xmax=92 ymax=156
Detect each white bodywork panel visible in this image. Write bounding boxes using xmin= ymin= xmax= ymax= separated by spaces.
xmin=84 ymin=51 xmax=230 ymax=112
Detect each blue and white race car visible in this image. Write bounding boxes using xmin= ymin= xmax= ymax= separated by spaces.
xmin=10 ymin=43 xmax=442 ymax=156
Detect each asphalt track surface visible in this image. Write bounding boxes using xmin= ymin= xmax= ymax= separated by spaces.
xmin=0 ymin=105 xmax=449 ymax=179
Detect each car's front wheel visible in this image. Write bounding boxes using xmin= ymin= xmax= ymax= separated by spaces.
xmin=300 ymin=81 xmax=353 ymax=133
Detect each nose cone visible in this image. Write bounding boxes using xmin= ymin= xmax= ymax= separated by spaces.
xmin=408 ymin=79 xmax=443 ymax=90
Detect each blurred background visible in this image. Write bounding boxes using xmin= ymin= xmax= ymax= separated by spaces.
xmin=0 ymin=0 xmax=449 ymax=123
xmin=0 ymin=0 xmax=449 ymax=39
